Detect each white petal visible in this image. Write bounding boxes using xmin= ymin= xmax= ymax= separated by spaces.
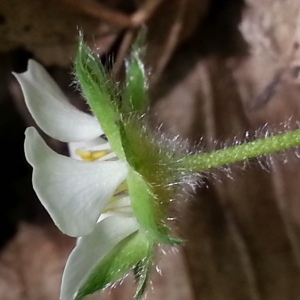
xmin=60 ymin=215 xmax=139 ymax=300
xmin=24 ymin=127 xmax=128 ymax=237
xmin=13 ymin=60 xmax=102 ymax=142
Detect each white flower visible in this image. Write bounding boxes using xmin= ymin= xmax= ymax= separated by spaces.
xmin=24 ymin=127 xmax=131 ymax=237
xmin=13 ymin=60 xmax=140 ymax=299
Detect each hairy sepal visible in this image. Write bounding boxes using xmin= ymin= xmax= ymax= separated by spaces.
xmin=127 ymin=169 xmax=181 ymax=245
xmin=75 ymin=231 xmax=153 ymax=300
xmin=122 ymin=49 xmax=148 ymax=113
xmin=133 ymin=251 xmax=153 ymax=300
xmin=75 ymin=36 xmax=124 ymax=157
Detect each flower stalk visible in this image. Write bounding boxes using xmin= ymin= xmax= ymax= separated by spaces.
xmin=181 ymin=129 xmax=300 ymax=173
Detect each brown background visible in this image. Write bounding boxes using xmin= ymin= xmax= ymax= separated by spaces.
xmin=1 ymin=0 xmax=300 ymax=299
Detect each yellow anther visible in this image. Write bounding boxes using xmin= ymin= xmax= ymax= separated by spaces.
xmin=75 ymin=149 xmax=109 ymax=162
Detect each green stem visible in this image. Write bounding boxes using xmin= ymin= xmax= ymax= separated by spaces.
xmin=182 ymin=129 xmax=300 ymax=172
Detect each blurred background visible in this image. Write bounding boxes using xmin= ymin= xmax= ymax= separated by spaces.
xmin=1 ymin=0 xmax=300 ymax=299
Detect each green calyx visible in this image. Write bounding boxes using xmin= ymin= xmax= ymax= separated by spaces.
xmin=119 ymin=114 xmax=182 ymax=244
xmin=75 ymin=36 xmax=179 ymax=299
xmin=76 ymin=36 xmax=179 ymax=245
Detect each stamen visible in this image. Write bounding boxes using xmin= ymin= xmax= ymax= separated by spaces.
xmin=75 ymin=149 xmax=110 ymax=162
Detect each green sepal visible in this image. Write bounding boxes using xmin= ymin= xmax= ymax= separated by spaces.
xmin=127 ymin=169 xmax=182 ymax=245
xmin=133 ymin=252 xmax=152 ymax=300
xmin=122 ymin=48 xmax=148 ymax=113
xmin=75 ymin=231 xmax=153 ymax=300
xmin=75 ymin=35 xmax=124 ymax=157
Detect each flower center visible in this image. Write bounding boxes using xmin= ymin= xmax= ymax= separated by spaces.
xmin=75 ymin=149 xmax=110 ymax=162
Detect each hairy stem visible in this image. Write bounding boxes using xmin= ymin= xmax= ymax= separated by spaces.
xmin=182 ymin=129 xmax=300 ymax=172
